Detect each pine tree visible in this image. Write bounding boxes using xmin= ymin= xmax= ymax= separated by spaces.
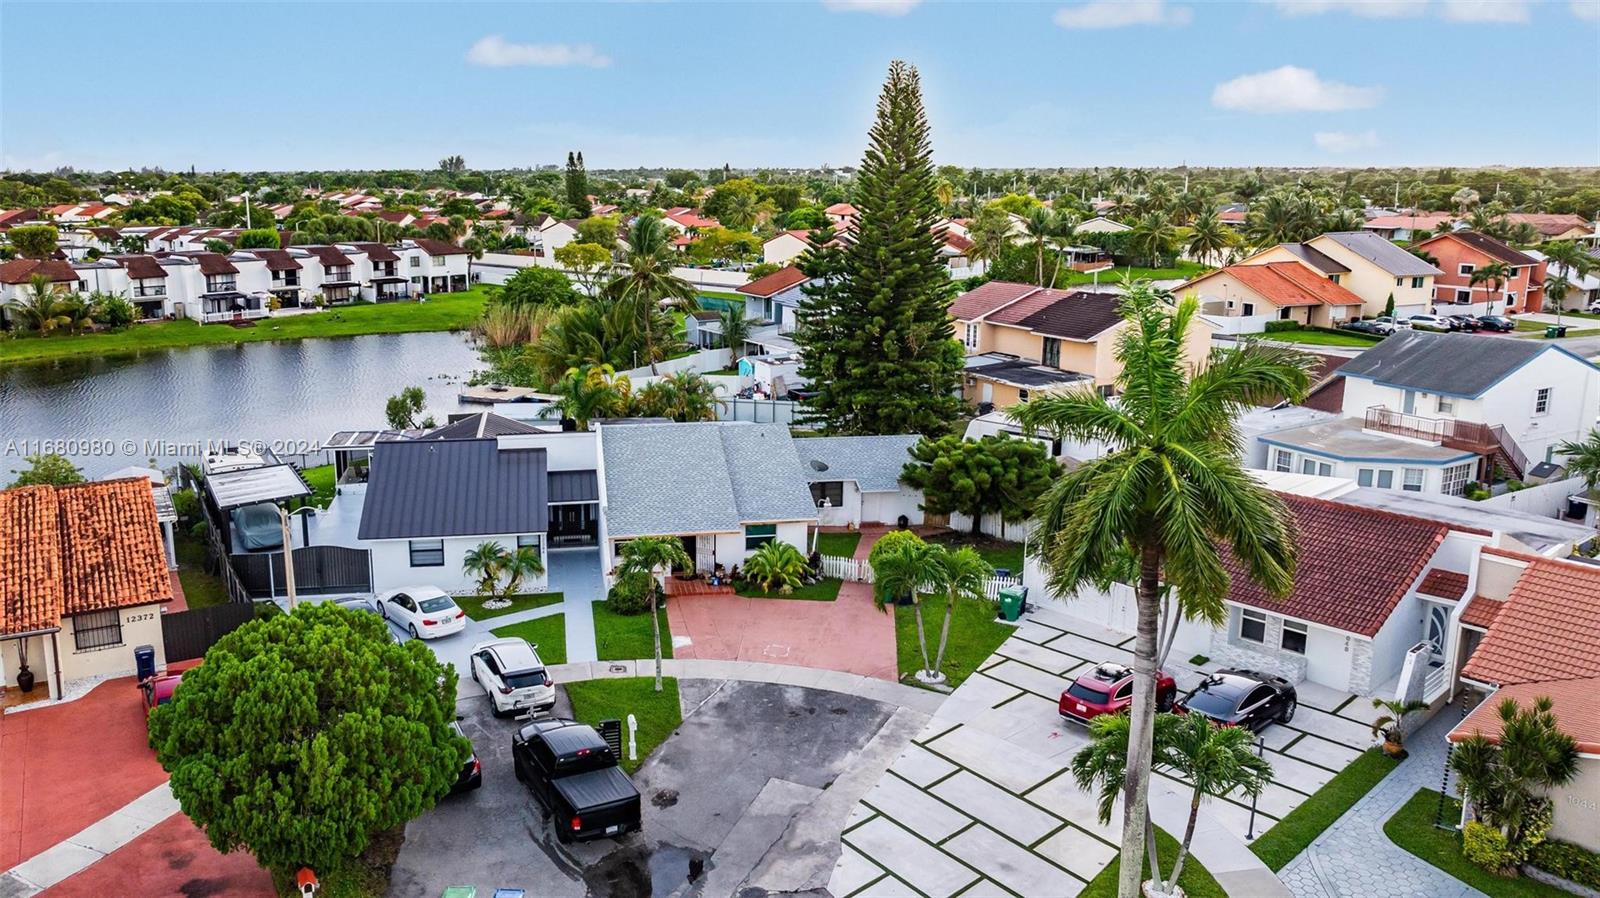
xmin=566 ymin=151 xmax=591 ymax=218
xmin=794 ymin=60 xmax=964 ymax=435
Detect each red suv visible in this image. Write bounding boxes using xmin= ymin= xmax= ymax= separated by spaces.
xmin=1059 ymin=662 xmax=1177 ymax=725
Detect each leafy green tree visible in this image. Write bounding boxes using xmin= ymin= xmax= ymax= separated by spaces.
xmin=1013 ymin=285 xmax=1314 ymax=898
xmin=384 ymin=385 xmax=431 ymax=430
xmin=617 ymin=536 xmax=691 ymax=691
xmin=576 ymin=215 xmax=619 ymax=248
xmin=632 ymin=370 xmax=722 ymax=422
xmin=900 ymin=433 xmax=1059 ymax=536
xmin=1541 ymin=240 xmax=1594 ymax=324
xmin=1128 ymin=212 xmax=1178 ymax=268
xmin=94 ymin=294 xmax=136 ymax=329
xmin=565 ymin=152 xmax=591 ymax=217
xmin=746 ymin=262 xmax=781 ymax=279
xmin=439 ymin=154 xmax=466 ymax=174
xmin=1183 ymin=210 xmax=1236 ymax=267
xmin=990 ymin=193 xmax=1043 ymax=216
xmin=782 ymin=205 xmax=829 ymax=231
xmin=869 ymin=530 xmax=938 ymax=679
xmin=792 ymin=61 xmax=965 ymax=436
xmin=1452 ymin=695 xmax=1579 ymax=866
xmin=553 ymin=364 xmax=632 ymax=430
xmin=741 ymin=541 xmax=808 ymax=594
xmin=9 ymin=223 xmax=58 ymax=259
xmin=965 ymin=206 xmax=1014 ymax=277
xmin=8 ymin=453 xmax=85 ymax=487
xmin=148 ymin=602 xmax=467 ymax=875
xmin=118 ymin=234 xmax=149 ymax=254
xmin=604 ymin=215 xmax=697 ymax=372
xmin=498 ymin=266 xmax=581 ymax=309
xmin=553 ymin=242 xmax=612 ymax=294
xmin=203 ymin=238 xmax=231 ymax=254
xmin=1557 ymin=429 xmax=1600 ymax=493
xmin=1469 ymin=261 xmax=1513 ymax=314
xmin=236 ymin=228 xmax=282 ymax=249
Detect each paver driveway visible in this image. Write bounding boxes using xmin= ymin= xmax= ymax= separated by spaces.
xmin=831 ymin=603 xmax=1378 ymax=898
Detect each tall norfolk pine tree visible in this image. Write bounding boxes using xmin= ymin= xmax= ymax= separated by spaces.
xmin=566 ymin=151 xmax=592 ymax=218
xmin=795 ymin=60 xmax=965 ymax=436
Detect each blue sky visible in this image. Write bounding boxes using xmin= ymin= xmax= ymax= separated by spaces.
xmin=3 ymin=0 xmax=1597 ymax=171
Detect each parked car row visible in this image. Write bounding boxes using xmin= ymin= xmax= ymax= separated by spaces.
xmin=1059 ymin=662 xmax=1298 ymax=734
xmin=1340 ymin=313 xmax=1516 ymax=337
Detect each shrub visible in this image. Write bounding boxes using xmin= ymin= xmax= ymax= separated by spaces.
xmin=1530 ymin=840 xmax=1600 ymax=889
xmin=1462 ymin=821 xmax=1515 ymax=873
xmin=741 ymin=541 xmax=808 ymax=594
xmin=171 ymin=487 xmax=200 ymax=522
xmin=1263 ymin=319 xmax=1301 ymax=332
xmin=1505 ymin=479 xmax=1526 ymax=492
xmin=606 ymin=570 xmax=657 ymax=615
xmin=190 ymin=520 xmax=209 ymax=540
xmin=95 ymin=295 xmax=136 ymax=328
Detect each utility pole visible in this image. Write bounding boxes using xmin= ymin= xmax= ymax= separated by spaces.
xmin=245 ymin=194 xmax=252 ymax=229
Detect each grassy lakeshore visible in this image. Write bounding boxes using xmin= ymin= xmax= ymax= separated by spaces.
xmin=0 ymin=288 xmax=492 ymax=364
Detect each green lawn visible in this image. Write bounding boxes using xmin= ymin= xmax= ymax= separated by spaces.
xmin=814 ymin=531 xmax=863 ymax=557
xmin=1256 ymin=330 xmax=1384 ymax=348
xmin=491 ymin=614 xmax=567 ymax=665
xmin=1249 ymin=749 xmax=1399 ymax=870
xmin=457 ymin=591 xmax=563 ymax=621
xmin=738 ymin=578 xmax=843 ymax=601
xmin=593 ymin=604 xmax=673 ymax=662
xmin=894 ymin=596 xmax=1010 ymax=688
xmin=564 ymin=677 xmax=683 ymax=773
xmin=0 ymin=287 xmax=492 ymax=363
xmin=300 ymin=464 xmax=336 ymax=509
xmin=1080 ymin=826 xmax=1227 ymax=898
xmin=1385 ymin=788 xmax=1571 ymax=898
xmin=927 ymin=532 xmax=1026 ymax=574
xmin=174 ymin=530 xmax=230 ymax=609
xmin=1514 ymin=319 xmax=1600 ymax=338
xmin=1056 ymin=261 xmax=1209 ymax=287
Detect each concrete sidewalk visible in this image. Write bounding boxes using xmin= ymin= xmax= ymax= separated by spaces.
xmin=0 ymin=784 xmax=179 ymax=897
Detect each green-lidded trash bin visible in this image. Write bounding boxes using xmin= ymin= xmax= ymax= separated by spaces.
xmin=1546 ymin=325 xmax=1569 ymax=339
xmin=441 ymin=888 xmax=476 ymax=898
xmin=997 ymin=586 xmax=1027 ymax=622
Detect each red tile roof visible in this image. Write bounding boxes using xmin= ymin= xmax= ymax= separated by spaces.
xmin=0 ymin=479 xmax=172 ymax=636
xmin=1460 ymin=594 xmax=1504 ymax=630
xmin=115 ymin=255 xmax=167 ymax=280
xmin=348 ymin=242 xmax=399 ymax=263
xmin=297 ymin=245 xmax=352 ymax=268
xmin=1449 ymin=676 xmax=1600 ymax=754
xmin=0 ymin=208 xmax=41 ymax=228
xmin=0 ymin=258 xmax=77 ymax=284
xmin=1461 ymin=553 xmax=1600 ymax=687
xmin=1364 ymin=212 xmax=1454 ymax=231
xmin=736 ymin=266 xmax=809 ymax=297
xmin=944 ymin=232 xmax=974 ymax=253
xmin=1202 ymin=262 xmax=1366 ymax=308
xmin=665 ymin=209 xmax=719 ymax=230
xmin=950 ymin=281 xmax=1044 ymax=321
xmin=825 ymin=202 xmax=858 ymax=216
xmin=1502 ymin=212 xmax=1591 ymax=237
xmin=1418 ymin=568 xmax=1469 ymax=599
xmin=411 ymin=237 xmax=468 ymax=257
xmin=1225 ymin=493 xmax=1451 ymax=637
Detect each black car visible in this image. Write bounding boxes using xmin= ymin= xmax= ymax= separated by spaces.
xmin=514 ymin=718 xmax=642 ymax=843
xmin=1339 ymin=319 xmax=1389 ymax=336
xmin=1175 ymin=669 xmax=1297 ymax=732
xmin=1445 ymin=314 xmax=1481 ymax=332
xmin=1476 ymin=315 xmax=1516 ymax=333
xmin=450 ymin=721 xmax=483 ymax=794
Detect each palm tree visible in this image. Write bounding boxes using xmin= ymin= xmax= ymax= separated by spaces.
xmin=1453 ymin=187 xmax=1481 ymax=217
xmin=1045 ymin=214 xmax=1082 ymax=289
xmin=1451 ymin=695 xmax=1580 ymax=861
xmin=636 ymin=370 xmax=722 ymax=422
xmin=930 ymin=546 xmax=993 ymax=675
xmin=1541 ymin=241 xmax=1595 ymax=324
xmin=5 ymin=274 xmax=73 ymax=335
xmin=1324 ymin=207 xmax=1365 ymax=233
xmin=1370 ymin=697 xmax=1430 ymax=757
xmin=1024 ymin=207 xmax=1059 ymax=284
xmin=1555 ymin=430 xmax=1600 ymax=493
xmin=742 ymin=541 xmax=808 ymax=593
xmin=1012 ymin=285 xmax=1314 ymax=898
xmin=502 ymin=545 xmax=546 ymax=597
xmin=1183 ymin=210 xmax=1235 ymax=268
xmin=617 ymin=536 xmax=691 ymax=692
xmin=1469 ymin=261 xmax=1512 ymax=314
xmin=717 ymin=304 xmax=752 ymax=355
xmin=463 ymin=542 xmax=510 ymax=599
xmin=868 ymin=530 xmax=938 ymax=681
xmin=1128 ymin=212 xmax=1178 ymax=268
xmin=553 ymin=364 xmax=631 ymax=430
xmin=934 ymin=178 xmax=955 ymax=211
xmin=966 ymin=209 xmax=1012 ymax=276
xmin=605 ymin=215 xmax=697 ymax=372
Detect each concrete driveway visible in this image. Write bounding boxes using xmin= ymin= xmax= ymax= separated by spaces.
xmin=391 ymin=678 xmax=927 ymax=897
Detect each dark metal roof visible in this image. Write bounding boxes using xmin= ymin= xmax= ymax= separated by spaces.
xmin=1279 ymin=243 xmax=1350 ymax=274
xmin=966 ymin=355 xmax=1094 ymax=389
xmin=1337 ymin=330 xmax=1561 ymax=398
xmin=1011 ymin=291 xmax=1125 ymax=340
xmin=421 ymin=412 xmax=545 ymax=440
xmin=358 ymin=439 xmax=547 ymax=540
xmin=548 ymin=470 xmax=599 ymax=503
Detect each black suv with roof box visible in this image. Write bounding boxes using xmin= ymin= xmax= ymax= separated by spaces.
xmin=513 ymin=717 xmax=641 ymax=843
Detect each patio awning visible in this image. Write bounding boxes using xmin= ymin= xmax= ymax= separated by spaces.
xmin=549 ymin=470 xmax=599 ymax=503
xmin=204 ymin=464 xmax=312 ymax=511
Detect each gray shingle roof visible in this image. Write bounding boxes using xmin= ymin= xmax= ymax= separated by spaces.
xmin=1317 ymin=232 xmax=1443 ymax=277
xmin=599 ymin=423 xmax=817 ymax=538
xmin=795 ymin=435 xmax=919 ymax=492
xmin=1337 ymin=330 xmax=1561 ymax=398
xmin=358 ymin=439 xmax=548 ymax=540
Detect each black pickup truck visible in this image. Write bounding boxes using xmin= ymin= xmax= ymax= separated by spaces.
xmin=513 ymin=717 xmax=641 ymax=843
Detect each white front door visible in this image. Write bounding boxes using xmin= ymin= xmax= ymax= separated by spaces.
xmin=1425 ymin=602 xmax=1450 ymax=661
xmin=1403 ymin=390 xmax=1417 ymax=415
xmin=980 ymin=383 xmax=994 ymax=403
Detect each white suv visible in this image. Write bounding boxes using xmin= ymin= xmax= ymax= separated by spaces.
xmin=470 ymin=637 xmax=557 ymax=718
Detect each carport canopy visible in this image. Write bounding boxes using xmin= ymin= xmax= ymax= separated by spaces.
xmin=203 ymin=464 xmax=312 ymax=511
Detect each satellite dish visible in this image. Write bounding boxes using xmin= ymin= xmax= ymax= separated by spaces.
xmin=809 ymin=459 xmax=829 ymax=472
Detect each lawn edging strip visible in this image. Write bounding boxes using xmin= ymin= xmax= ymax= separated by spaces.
xmin=1249 ymin=748 xmax=1398 ymax=871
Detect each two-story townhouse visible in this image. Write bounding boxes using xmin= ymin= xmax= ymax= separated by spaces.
xmin=0 ymin=259 xmax=80 ymax=328
xmin=341 ymin=242 xmax=408 ymax=301
xmin=160 ymin=251 xmax=271 ymax=323
xmin=1257 ymin=331 xmax=1600 ymax=495
xmin=762 ymin=229 xmax=813 ymax=266
xmin=1245 ymin=232 xmax=1441 ymax=317
xmin=952 ymin=281 xmax=1215 ymax=410
xmin=244 ymin=248 xmax=306 ymax=308
xmin=1499 ymin=212 xmax=1593 ymax=244
xmin=403 ymin=238 xmax=471 ymax=293
xmin=296 ymin=244 xmax=361 ymax=304
xmin=1414 ymin=230 xmax=1547 ymax=316
xmin=1179 ymin=260 xmax=1365 ymax=331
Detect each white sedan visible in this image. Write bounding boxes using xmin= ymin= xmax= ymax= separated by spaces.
xmin=469 ymin=637 xmax=557 ymax=717
xmin=377 ymin=586 xmax=467 ymax=639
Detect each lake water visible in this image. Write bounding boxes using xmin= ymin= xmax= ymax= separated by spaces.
xmin=1 ymin=332 xmax=484 ymax=478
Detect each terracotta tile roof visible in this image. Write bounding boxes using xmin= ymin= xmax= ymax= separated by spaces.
xmin=1364 ymin=212 xmax=1454 ymax=231
xmin=944 ymin=232 xmax=974 ymax=252
xmin=1460 ymin=594 xmax=1504 ymax=630
xmin=1418 ymin=568 xmax=1469 ymax=599
xmin=411 ymin=237 xmax=469 ymax=257
xmin=1461 ymin=554 xmax=1600 ymax=686
xmin=665 ymin=209 xmax=719 ymax=230
xmin=736 ymin=266 xmax=809 ymax=297
xmin=1210 ymin=262 xmax=1367 ymax=308
xmin=825 ymin=202 xmax=858 ymax=216
xmin=1449 ymin=676 xmax=1600 ymax=754
xmin=1502 ymin=212 xmax=1591 ymax=237
xmin=0 ymin=258 xmax=77 ymax=284
xmin=115 ymin=255 xmax=167 ymax=280
xmin=0 ymin=208 xmax=41 ymax=228
xmin=950 ymin=281 xmax=1044 ymax=321
xmin=987 ymin=287 xmax=1074 ymax=325
xmin=1225 ymin=493 xmax=1450 ymax=637
xmin=996 ymin=291 xmax=1126 ymax=341
xmin=0 ymin=479 xmax=171 ymax=636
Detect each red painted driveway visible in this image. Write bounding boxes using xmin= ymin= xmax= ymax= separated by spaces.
xmin=665 ymin=581 xmax=899 ymax=680
xmin=40 ymin=813 xmax=273 ymax=898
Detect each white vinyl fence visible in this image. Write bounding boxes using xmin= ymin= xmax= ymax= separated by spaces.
xmin=472 ymin=253 xmax=750 ymax=291
xmin=817 ymin=554 xmax=1021 ymax=599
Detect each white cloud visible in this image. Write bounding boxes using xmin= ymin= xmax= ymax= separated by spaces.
xmin=1270 ymin=0 xmax=1427 ymax=18
xmin=1314 ymin=129 xmax=1381 ymax=152
xmin=1575 ymin=0 xmax=1600 ymax=18
xmin=821 ymin=0 xmax=922 ymax=15
xmin=465 ymin=35 xmax=611 ymax=68
xmin=1439 ymin=0 xmax=1531 ymax=20
xmin=1053 ymin=0 xmax=1193 ymax=28
xmin=1212 ymin=66 xmax=1384 ymax=113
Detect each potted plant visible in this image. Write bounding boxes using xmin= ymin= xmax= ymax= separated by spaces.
xmin=1370 ymin=697 xmax=1429 ymax=758
xmin=15 ymin=639 xmax=34 ymax=693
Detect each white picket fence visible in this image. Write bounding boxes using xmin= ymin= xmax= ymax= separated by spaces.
xmin=816 ymin=554 xmax=1022 ymax=599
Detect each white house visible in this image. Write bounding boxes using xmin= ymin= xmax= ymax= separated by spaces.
xmin=794 ymin=435 xmax=924 ymax=529
xmin=401 ymin=238 xmax=472 ymax=293
xmin=1074 ymin=216 xmax=1132 ymax=235
xmin=763 ymin=230 xmax=812 ymax=266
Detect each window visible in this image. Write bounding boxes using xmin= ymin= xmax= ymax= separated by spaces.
xmin=517 ymin=534 xmax=542 ymax=553
xmin=1329 ymin=274 xmax=1342 ymax=285
xmin=1018 ymin=389 xmax=1030 ymax=401
xmin=72 ymin=609 xmax=123 ymax=651
xmin=1278 ymin=308 xmax=1291 ymax=320
xmin=77 ymin=279 xmax=88 ymax=292
xmin=1242 ymin=302 xmax=1255 ymax=317
xmin=1042 ymin=337 xmax=1061 ymax=368
xmin=745 ymin=523 xmax=777 ymax=551
xmin=1412 ymin=276 xmax=1426 ymax=289
xmin=408 ymin=539 xmax=445 ymax=566
xmin=1281 ymin=619 xmax=1309 ymax=655
xmin=1377 ymin=470 xmax=1394 ymax=489
xmin=1403 ymin=468 xmax=1425 ymax=492
xmin=1357 ymin=468 xmax=1374 ymax=487
xmin=1455 ymin=289 xmax=1471 ymax=303
xmin=1506 ymin=292 xmax=1517 ymax=306
xmin=1396 ymin=277 xmax=1405 ymax=287
xmin=1239 ymin=609 xmax=1267 ymax=644
xmin=1273 ymin=449 xmax=1292 ymax=473
xmin=1436 ymin=395 xmax=1454 ymax=415
xmin=1459 ymin=263 xmax=1476 ymax=277
xmin=409 ymin=255 xmax=421 ymax=268
xmin=1535 ymin=387 xmax=1552 ymax=415
xmin=1301 ymin=458 xmax=1316 ymax=475
xmin=964 ymin=323 xmax=980 ymax=349
xmin=810 ymin=481 xmax=845 ymax=508
xmin=1442 ymin=463 xmax=1472 ymax=497
xmin=1245 ymin=685 xmax=1276 ymax=709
